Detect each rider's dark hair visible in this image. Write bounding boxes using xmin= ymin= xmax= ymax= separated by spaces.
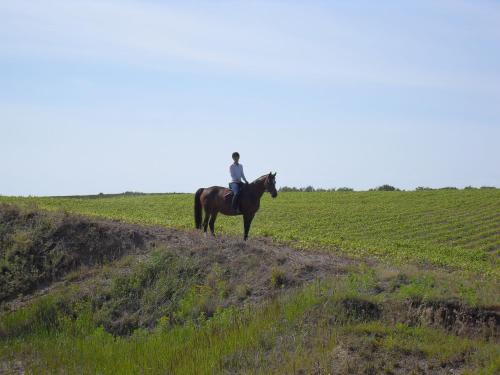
xmin=232 ymin=152 xmax=240 ymax=158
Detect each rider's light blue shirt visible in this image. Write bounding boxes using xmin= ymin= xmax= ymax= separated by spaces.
xmin=230 ymin=163 xmax=246 ymax=183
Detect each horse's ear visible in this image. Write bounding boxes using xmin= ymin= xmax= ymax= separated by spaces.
xmin=273 ymin=172 xmax=277 ymax=177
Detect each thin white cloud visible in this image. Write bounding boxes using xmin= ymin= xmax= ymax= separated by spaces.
xmin=0 ymin=0 xmax=499 ymax=93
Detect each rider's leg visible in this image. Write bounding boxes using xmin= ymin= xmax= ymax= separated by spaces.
xmin=230 ymin=183 xmax=240 ymax=212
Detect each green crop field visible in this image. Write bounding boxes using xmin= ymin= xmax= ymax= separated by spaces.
xmin=1 ymin=189 xmax=499 ymax=276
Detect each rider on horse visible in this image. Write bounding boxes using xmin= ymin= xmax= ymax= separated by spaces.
xmin=229 ymin=152 xmax=249 ymax=213
xmin=195 ymin=167 xmax=277 ymax=240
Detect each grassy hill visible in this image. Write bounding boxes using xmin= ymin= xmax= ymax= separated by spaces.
xmin=0 ymin=190 xmax=499 ymax=373
xmin=1 ymin=189 xmax=498 ymax=276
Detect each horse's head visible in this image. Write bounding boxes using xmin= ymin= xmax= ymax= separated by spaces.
xmin=265 ymin=172 xmax=278 ymax=198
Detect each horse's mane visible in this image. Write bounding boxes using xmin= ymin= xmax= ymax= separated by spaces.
xmin=251 ymin=174 xmax=269 ymax=184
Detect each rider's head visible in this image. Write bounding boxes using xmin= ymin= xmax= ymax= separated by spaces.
xmin=232 ymin=152 xmax=240 ymax=163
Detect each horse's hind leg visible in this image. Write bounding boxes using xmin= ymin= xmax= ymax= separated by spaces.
xmin=203 ymin=209 xmax=210 ymax=233
xmin=209 ymin=212 xmax=218 ymax=236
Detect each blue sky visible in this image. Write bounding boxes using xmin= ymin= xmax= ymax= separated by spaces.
xmin=1 ymin=0 xmax=499 ymax=195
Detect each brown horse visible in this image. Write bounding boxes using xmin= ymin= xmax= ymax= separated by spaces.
xmin=194 ymin=172 xmax=277 ymax=240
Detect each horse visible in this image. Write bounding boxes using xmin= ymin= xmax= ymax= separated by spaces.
xmin=194 ymin=172 xmax=277 ymax=240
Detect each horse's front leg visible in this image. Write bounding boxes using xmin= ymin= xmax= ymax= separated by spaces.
xmin=243 ymin=214 xmax=254 ymax=241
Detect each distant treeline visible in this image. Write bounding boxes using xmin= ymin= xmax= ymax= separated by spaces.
xmin=278 ymin=185 xmax=497 ymax=192
xmin=279 ymin=186 xmax=353 ymax=192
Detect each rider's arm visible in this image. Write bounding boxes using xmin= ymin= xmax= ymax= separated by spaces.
xmin=241 ymin=165 xmax=249 ymax=184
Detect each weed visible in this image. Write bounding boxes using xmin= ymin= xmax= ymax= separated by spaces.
xmin=271 ymin=267 xmax=287 ymax=288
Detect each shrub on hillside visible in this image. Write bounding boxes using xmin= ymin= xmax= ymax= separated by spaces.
xmin=372 ymin=185 xmax=399 ymax=191
xmin=336 ymin=187 xmax=354 ymax=192
xmin=279 ymin=186 xmax=339 ymax=192
xmin=94 ymin=248 xmax=201 ymax=334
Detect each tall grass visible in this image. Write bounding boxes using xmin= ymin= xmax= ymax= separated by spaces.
xmin=2 ymin=277 xmax=498 ymax=374
xmin=0 ymin=283 xmax=322 ymax=374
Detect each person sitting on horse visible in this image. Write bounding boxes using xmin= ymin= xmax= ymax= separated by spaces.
xmin=229 ymin=152 xmax=248 ymax=213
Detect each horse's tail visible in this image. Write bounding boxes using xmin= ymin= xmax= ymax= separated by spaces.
xmin=194 ymin=188 xmax=204 ymax=229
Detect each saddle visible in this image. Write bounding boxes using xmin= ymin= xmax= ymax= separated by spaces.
xmin=224 ymin=183 xmax=245 ymax=200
